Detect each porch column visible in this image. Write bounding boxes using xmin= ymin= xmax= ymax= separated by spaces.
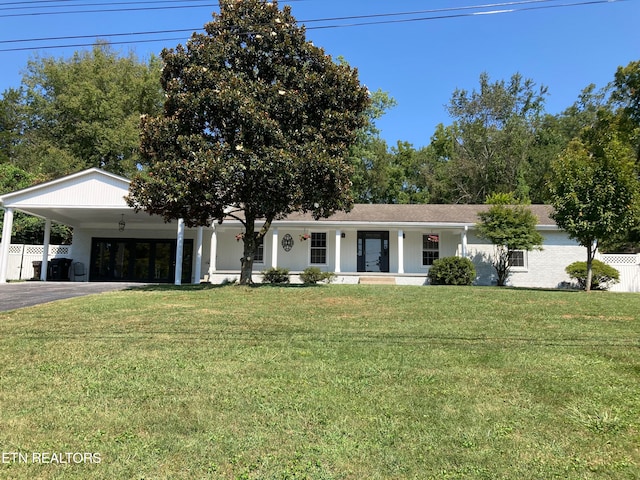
xmin=335 ymin=230 xmax=341 ymax=273
xmin=40 ymin=218 xmax=52 ymax=281
xmin=194 ymin=226 xmax=203 ymax=284
xmin=0 ymin=207 xmax=14 ymax=283
xmin=397 ymin=229 xmax=404 ymax=274
xmin=209 ymin=224 xmax=218 ymax=275
xmin=271 ymin=228 xmax=278 ymax=268
xmin=461 ymin=226 xmax=468 ymax=258
xmin=174 ymin=218 xmax=185 ymax=285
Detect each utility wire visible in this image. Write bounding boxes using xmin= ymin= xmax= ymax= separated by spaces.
xmin=0 ymin=0 xmax=629 ymax=52
xmin=0 ymin=0 xmax=561 ymax=44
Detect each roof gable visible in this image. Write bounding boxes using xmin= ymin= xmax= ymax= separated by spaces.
xmin=0 ymin=168 xmax=130 ymax=208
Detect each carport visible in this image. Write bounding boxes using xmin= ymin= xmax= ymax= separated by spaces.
xmin=0 ymin=168 xmax=204 ymax=285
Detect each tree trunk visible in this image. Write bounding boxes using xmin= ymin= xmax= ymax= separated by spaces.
xmin=239 ymin=217 xmax=256 ymax=285
xmin=585 ymin=241 xmax=595 ymax=292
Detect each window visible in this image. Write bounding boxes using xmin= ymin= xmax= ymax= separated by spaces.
xmin=310 ymin=232 xmax=327 ymax=264
xmin=254 ymin=236 xmax=264 ymax=263
xmin=508 ymin=250 xmax=525 ymax=268
xmin=422 ymin=234 xmax=440 ymax=266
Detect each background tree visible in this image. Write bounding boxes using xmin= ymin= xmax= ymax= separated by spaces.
xmin=549 ymin=121 xmax=640 ymax=291
xmin=127 ymin=0 xmax=369 ymax=284
xmin=442 ymin=73 xmax=548 ymax=203
xmin=476 ymin=192 xmax=544 ymax=286
xmin=14 ymin=42 xmax=163 ymax=179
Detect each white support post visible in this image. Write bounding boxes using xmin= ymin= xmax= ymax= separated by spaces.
xmin=397 ymin=229 xmax=404 ymax=274
xmin=461 ymin=226 xmax=468 ymax=258
xmin=335 ymin=230 xmax=342 ymax=273
xmin=0 ymin=207 xmax=14 ymax=283
xmin=194 ymin=226 xmax=203 ymax=285
xmin=175 ymin=218 xmax=185 ymax=285
xmin=271 ymin=228 xmax=279 ymax=269
xmin=209 ymin=224 xmax=218 ymax=276
xmin=40 ymin=218 xmax=51 ymax=281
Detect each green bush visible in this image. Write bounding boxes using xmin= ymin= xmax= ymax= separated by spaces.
xmin=261 ymin=267 xmax=290 ymax=284
xmin=565 ymin=260 xmax=620 ymax=290
xmin=299 ymin=267 xmax=336 ymax=285
xmin=427 ymin=257 xmax=476 ymax=286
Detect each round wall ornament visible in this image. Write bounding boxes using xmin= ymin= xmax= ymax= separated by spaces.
xmin=281 ymin=234 xmax=294 ymax=252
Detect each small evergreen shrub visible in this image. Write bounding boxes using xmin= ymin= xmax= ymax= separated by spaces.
xmin=565 ymin=260 xmax=620 ymax=290
xmin=300 ymin=267 xmax=336 ymax=285
xmin=261 ymin=267 xmax=290 ymax=284
xmin=427 ymin=257 xmax=476 ymax=286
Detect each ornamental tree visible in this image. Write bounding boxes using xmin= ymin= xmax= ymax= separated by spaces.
xmin=126 ymin=0 xmax=370 ymax=284
xmin=476 ymin=192 xmax=544 ymax=286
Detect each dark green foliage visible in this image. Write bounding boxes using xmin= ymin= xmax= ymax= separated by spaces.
xmin=15 ymin=42 xmax=163 ymax=178
xmin=261 ymin=267 xmax=290 ymax=284
xmin=476 ymin=193 xmax=544 ymax=286
xmin=565 ymin=260 xmax=620 ymax=291
xmin=299 ymin=267 xmax=335 ymax=285
xmin=427 ymin=257 xmax=476 ymax=286
xmin=127 ymin=0 xmax=369 ymax=284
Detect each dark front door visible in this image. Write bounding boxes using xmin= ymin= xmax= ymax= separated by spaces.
xmin=90 ymin=238 xmax=193 ymax=283
xmin=357 ymin=231 xmax=390 ymax=272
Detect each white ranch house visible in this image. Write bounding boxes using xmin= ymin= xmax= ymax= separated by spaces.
xmin=0 ymin=167 xmax=613 ymax=288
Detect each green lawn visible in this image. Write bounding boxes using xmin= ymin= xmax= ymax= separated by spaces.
xmin=0 ymin=285 xmax=638 ymax=479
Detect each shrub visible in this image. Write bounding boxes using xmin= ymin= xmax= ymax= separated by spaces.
xmin=565 ymin=260 xmax=620 ymax=290
xmin=261 ymin=267 xmax=290 ymax=284
xmin=300 ymin=267 xmax=336 ymax=285
xmin=427 ymin=257 xmax=476 ymax=286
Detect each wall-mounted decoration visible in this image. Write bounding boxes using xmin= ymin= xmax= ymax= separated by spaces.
xmin=282 ymin=234 xmax=294 ymax=252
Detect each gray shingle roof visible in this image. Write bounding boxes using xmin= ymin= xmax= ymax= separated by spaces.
xmin=282 ymin=204 xmax=556 ymax=226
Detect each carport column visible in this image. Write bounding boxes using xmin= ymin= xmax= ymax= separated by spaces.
xmin=209 ymin=224 xmax=217 ymax=275
xmin=40 ymin=218 xmax=52 ymax=282
xmin=194 ymin=226 xmax=203 ymax=285
xmin=335 ymin=230 xmax=341 ymax=273
xmin=461 ymin=226 xmax=468 ymax=258
xmin=397 ymin=229 xmax=404 ymax=274
xmin=0 ymin=207 xmax=14 ymax=283
xmin=175 ymin=218 xmax=185 ymax=285
xmin=271 ymin=228 xmax=278 ymax=269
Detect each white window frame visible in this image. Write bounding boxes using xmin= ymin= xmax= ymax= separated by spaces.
xmin=309 ymin=231 xmax=328 ymax=266
xmin=254 ymin=236 xmax=264 ymax=264
xmin=508 ymin=249 xmax=527 ymax=270
xmin=422 ymin=233 xmax=440 ymax=267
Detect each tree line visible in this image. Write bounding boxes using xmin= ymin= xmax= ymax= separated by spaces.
xmin=1 ymin=8 xmax=639 ymax=255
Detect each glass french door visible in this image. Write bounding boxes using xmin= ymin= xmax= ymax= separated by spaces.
xmin=90 ymin=238 xmax=193 ymax=283
xmin=357 ymin=231 xmax=390 ymax=272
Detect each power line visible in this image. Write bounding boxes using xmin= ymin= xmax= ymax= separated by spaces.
xmin=0 ymin=0 xmax=629 ymax=52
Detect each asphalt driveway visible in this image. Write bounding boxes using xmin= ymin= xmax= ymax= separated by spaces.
xmin=0 ymin=282 xmax=147 ymax=312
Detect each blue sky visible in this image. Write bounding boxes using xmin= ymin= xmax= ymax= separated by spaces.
xmin=0 ymin=0 xmax=638 ymax=148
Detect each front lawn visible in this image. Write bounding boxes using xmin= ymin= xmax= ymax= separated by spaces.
xmin=0 ymin=285 xmax=638 ymax=479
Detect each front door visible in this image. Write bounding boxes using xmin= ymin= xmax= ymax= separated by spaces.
xmin=357 ymin=231 xmax=390 ymax=272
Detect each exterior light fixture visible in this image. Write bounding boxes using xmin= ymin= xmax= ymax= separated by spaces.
xmin=118 ymin=214 xmax=126 ymax=231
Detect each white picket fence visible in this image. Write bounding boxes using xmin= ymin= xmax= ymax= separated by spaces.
xmin=5 ymin=244 xmax=73 ymax=281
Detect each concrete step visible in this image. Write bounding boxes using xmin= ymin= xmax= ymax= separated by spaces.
xmin=359 ymin=276 xmax=396 ymax=285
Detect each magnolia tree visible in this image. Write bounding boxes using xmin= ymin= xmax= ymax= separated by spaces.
xmin=127 ymin=0 xmax=370 ymax=284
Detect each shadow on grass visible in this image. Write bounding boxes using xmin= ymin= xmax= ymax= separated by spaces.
xmin=130 ymin=282 xmax=325 ymax=292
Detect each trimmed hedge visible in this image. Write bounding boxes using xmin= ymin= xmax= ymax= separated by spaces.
xmin=261 ymin=267 xmax=290 ymax=284
xmin=427 ymin=257 xmax=476 ymax=286
xmin=565 ymin=260 xmax=620 ymax=290
xmin=299 ymin=267 xmax=336 ymax=285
